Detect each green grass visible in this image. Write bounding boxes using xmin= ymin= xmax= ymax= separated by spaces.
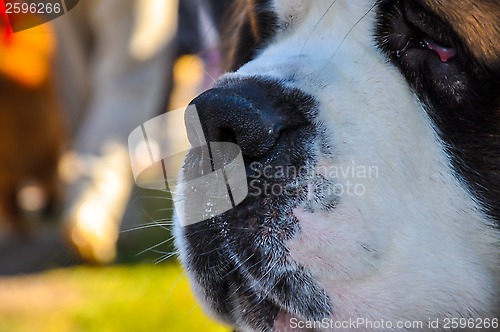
xmin=0 ymin=263 xmax=231 ymax=332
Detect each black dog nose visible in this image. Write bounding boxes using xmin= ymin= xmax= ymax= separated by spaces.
xmin=186 ymin=79 xmax=312 ymax=158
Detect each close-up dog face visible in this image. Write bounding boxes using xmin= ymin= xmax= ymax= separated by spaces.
xmin=174 ymin=0 xmax=499 ymax=331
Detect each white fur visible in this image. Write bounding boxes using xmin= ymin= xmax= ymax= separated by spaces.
xmin=176 ymin=0 xmax=499 ymax=329
xmin=272 ymin=0 xmax=311 ymax=30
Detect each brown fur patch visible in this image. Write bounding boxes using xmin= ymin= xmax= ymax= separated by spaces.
xmin=424 ymin=0 xmax=500 ymax=65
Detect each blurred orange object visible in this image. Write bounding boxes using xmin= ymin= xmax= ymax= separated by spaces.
xmin=0 ymin=0 xmax=55 ymax=88
xmin=0 ymin=1 xmax=65 ymax=235
xmin=0 ymin=0 xmax=12 ymax=42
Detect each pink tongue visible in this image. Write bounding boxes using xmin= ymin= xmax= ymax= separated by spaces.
xmin=423 ymin=37 xmax=456 ymax=62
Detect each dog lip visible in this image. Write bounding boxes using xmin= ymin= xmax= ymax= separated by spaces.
xmin=186 ymin=210 xmax=333 ymax=326
xmin=213 ymin=268 xmax=331 ymax=329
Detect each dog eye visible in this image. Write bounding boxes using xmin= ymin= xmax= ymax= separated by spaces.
xmin=418 ymin=37 xmax=457 ymax=62
xmin=401 ymin=1 xmax=458 ymax=62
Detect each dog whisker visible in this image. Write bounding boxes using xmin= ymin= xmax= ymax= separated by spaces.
xmin=135 ymin=237 xmax=174 ymax=257
xmin=300 ymin=0 xmax=338 ymax=56
xmin=121 ymin=222 xmax=173 ymax=233
xmin=323 ymin=2 xmax=377 ymax=69
xmin=153 ymin=252 xmax=177 ymax=264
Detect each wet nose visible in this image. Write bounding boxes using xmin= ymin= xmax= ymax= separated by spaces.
xmin=187 ymin=79 xmax=311 ymax=158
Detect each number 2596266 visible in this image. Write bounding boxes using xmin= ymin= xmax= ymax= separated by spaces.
xmin=5 ymin=2 xmax=61 ymax=15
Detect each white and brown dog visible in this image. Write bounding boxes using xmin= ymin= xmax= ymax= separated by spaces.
xmin=174 ymin=0 xmax=499 ymax=331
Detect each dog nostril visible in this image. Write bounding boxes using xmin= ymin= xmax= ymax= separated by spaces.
xmin=187 ymin=79 xmax=314 ymax=158
xmin=218 ymin=127 xmax=238 ymax=144
xmin=188 ymin=88 xmax=285 ymax=158
xmin=271 ymin=123 xmax=285 ymax=136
